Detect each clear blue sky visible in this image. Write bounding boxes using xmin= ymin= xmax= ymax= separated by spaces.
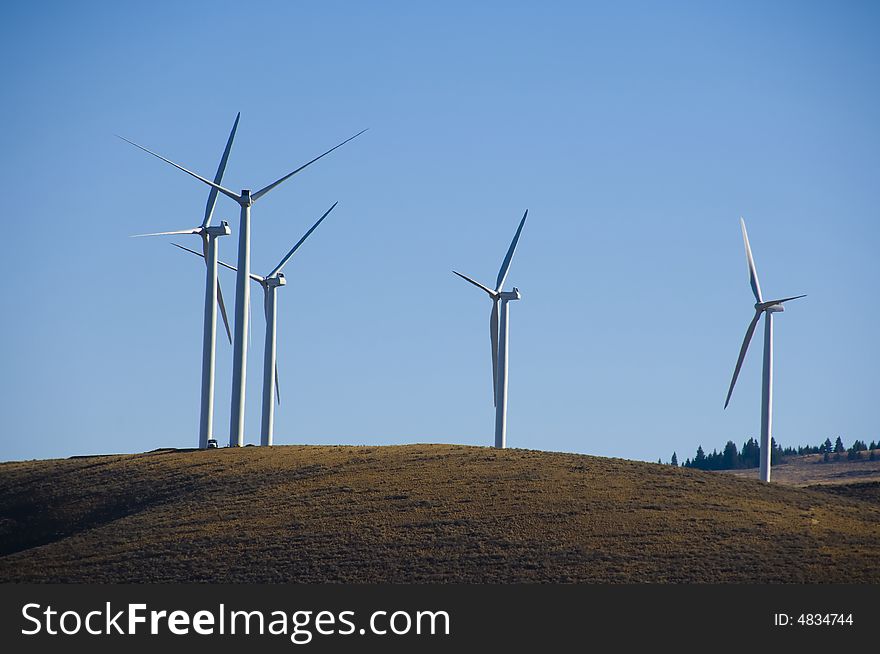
xmin=1 ymin=1 xmax=878 ymax=463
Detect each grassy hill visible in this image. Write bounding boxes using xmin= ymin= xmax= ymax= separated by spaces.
xmin=724 ymin=452 xmax=880 ymax=489
xmin=1 ymin=444 xmax=878 ymax=583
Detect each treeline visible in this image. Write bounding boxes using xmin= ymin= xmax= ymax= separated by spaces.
xmin=665 ymin=436 xmax=879 ymax=471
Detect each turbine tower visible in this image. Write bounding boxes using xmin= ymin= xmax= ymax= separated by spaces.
xmin=119 ymin=123 xmax=366 ymax=447
xmin=130 ymin=113 xmax=240 ymax=449
xmin=724 ymin=217 xmax=805 ymax=483
xmin=453 ymin=210 xmax=528 ymax=449
xmin=173 ymin=201 xmax=338 ymax=446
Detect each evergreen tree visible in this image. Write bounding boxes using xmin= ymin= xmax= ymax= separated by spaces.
xmin=722 ymin=441 xmax=739 ymax=469
xmin=848 ymin=440 xmax=868 ymax=460
xmin=741 ymin=438 xmax=760 ymax=468
xmin=770 ymin=437 xmax=782 ymax=465
xmin=677 ymin=437 xmax=868 ymax=471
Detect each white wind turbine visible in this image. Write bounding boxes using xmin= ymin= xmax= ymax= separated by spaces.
xmin=130 ymin=112 xmax=239 ymax=449
xmin=173 ymin=201 xmax=339 ymax=446
xmin=119 ymin=124 xmax=366 ymax=447
xmin=724 ymin=217 xmax=805 ymax=483
xmin=453 ymin=210 xmax=528 ymax=449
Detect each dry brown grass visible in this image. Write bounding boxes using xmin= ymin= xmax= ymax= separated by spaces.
xmin=0 ymin=445 xmax=878 ymax=583
xmin=724 ymin=453 xmax=880 ymax=487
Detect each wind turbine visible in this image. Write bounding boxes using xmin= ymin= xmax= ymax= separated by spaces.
xmin=130 ymin=113 xmax=239 ymax=450
xmin=173 ymin=201 xmax=338 ymax=446
xmin=724 ymin=217 xmax=805 ymax=482
xmin=119 ymin=123 xmax=366 ymax=447
xmin=453 ymin=210 xmax=528 ymax=449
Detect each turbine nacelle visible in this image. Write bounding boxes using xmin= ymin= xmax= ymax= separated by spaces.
xmin=264 ymin=274 xmax=286 ymax=289
xmin=499 ymin=288 xmax=521 ymax=301
xmin=204 ymin=221 xmax=231 ymax=238
xmin=755 ymin=295 xmax=806 ymax=313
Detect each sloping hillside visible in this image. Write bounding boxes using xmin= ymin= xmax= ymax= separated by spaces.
xmin=0 ymin=445 xmax=877 ymax=582
xmin=724 ymin=453 xmax=880 ymax=487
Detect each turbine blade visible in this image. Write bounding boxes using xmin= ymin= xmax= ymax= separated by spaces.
xmin=764 ymin=294 xmax=807 ymax=306
xmin=165 ymin=239 xmax=233 ymax=344
xmin=217 ymin=280 xmax=232 ymax=344
xmin=171 ymin=242 xmax=207 ymax=258
xmin=200 ymin=234 xmax=210 ymax=263
xmin=170 ymin=243 xmax=262 ymax=282
xmin=202 ymin=112 xmax=241 ymax=228
xmin=199 ymin=236 xmax=232 ymax=344
xmin=219 ymin=259 xmax=240 ymax=274
xmin=250 ymin=129 xmax=368 ymax=202
xmin=490 ymin=299 xmax=499 ymax=407
xmin=452 ymin=271 xmax=497 ymax=297
xmin=275 ymin=363 xmax=281 ymax=405
xmin=268 ymin=202 xmax=338 ymax=278
xmin=495 ymin=209 xmax=528 ymax=293
xmin=724 ymin=311 xmax=762 ymax=409
xmin=740 ymin=217 xmax=763 ymax=304
xmin=169 ymin=243 xmax=265 ymax=285
xmin=116 ymin=135 xmax=240 ymax=202
xmin=130 ymin=228 xmax=201 ymax=237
